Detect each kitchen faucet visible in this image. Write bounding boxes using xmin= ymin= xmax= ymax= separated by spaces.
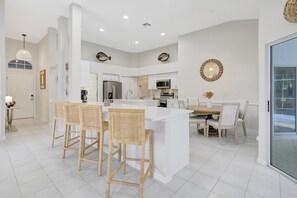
xmin=126 ymin=90 xmax=133 ymax=100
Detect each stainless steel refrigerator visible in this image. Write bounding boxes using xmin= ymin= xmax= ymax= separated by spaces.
xmin=103 ymin=81 xmax=122 ymax=100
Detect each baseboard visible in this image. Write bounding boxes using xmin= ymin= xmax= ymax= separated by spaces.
xmin=257 ymin=157 xmax=268 ymax=166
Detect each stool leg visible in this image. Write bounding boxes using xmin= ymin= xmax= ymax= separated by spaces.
xmin=122 ymin=143 xmax=126 ymax=174
xmin=98 ymin=131 xmax=104 ymax=176
xmin=149 ymin=134 xmax=153 ymax=176
xmin=77 ymin=129 xmax=85 ymax=171
xmin=139 ymin=144 xmax=145 ymax=198
xmin=105 ymin=140 xmax=113 ymax=198
xmin=62 ymin=124 xmax=68 ymax=159
xmin=118 ymin=143 xmax=122 ymax=161
xmin=51 ymin=119 xmax=57 ymax=148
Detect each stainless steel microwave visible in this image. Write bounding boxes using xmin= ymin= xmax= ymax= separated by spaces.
xmin=156 ymin=79 xmax=171 ymax=89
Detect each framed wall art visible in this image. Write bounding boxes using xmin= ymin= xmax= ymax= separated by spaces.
xmin=40 ymin=69 xmax=46 ymax=89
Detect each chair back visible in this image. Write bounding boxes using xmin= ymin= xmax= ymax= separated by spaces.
xmin=187 ymin=98 xmax=199 ymax=106
xmin=178 ymin=100 xmax=186 ymax=109
xmin=53 ymin=101 xmax=68 ymax=120
xmin=63 ymin=103 xmax=81 ymax=125
xmin=79 ymin=105 xmax=104 ymax=132
xmin=108 ymin=108 xmax=145 ymax=145
xmin=219 ymin=103 xmax=240 ymax=127
xmin=238 ymin=100 xmax=249 ymax=120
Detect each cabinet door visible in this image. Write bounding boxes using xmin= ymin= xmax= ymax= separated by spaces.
xmin=170 ymin=75 xmax=178 ymax=89
xmin=148 ymin=75 xmax=157 ymax=89
xmin=121 ymin=77 xmax=138 ymax=99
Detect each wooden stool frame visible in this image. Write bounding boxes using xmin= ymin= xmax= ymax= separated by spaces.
xmin=106 ymin=108 xmax=153 ymax=198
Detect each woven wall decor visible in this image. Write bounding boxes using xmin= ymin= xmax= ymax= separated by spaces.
xmin=284 ymin=0 xmax=297 ymax=23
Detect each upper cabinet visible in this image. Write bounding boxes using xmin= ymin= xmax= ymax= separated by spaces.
xmin=148 ymin=75 xmax=157 ymax=89
xmin=148 ymin=72 xmax=178 ymax=90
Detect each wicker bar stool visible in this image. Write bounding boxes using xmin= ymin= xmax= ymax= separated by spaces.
xmin=106 ymin=108 xmax=153 ymax=198
xmin=62 ymin=103 xmax=81 ymax=159
xmin=78 ymin=104 xmax=121 ymax=176
xmin=51 ymin=101 xmax=68 ymax=148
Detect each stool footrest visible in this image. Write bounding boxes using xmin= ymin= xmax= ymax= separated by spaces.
xmin=109 ymin=179 xmax=140 ymax=188
xmin=54 ymin=135 xmax=64 ymax=140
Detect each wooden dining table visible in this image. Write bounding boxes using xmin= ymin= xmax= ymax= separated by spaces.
xmin=186 ymin=105 xmax=221 ymax=116
xmin=186 ymin=105 xmax=221 ymax=135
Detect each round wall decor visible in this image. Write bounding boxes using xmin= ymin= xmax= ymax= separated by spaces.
xmin=200 ymin=59 xmax=223 ymax=82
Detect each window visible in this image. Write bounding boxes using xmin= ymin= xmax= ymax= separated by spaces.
xmin=8 ymin=59 xmax=32 ymax=70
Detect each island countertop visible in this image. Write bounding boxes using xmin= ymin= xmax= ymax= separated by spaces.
xmin=103 ymin=103 xmax=193 ymax=122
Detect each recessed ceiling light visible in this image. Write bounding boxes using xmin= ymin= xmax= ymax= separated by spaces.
xmin=161 ymin=32 xmax=166 ymax=36
xmin=99 ymin=28 xmax=104 ymax=32
xmin=135 ymin=41 xmax=139 ymax=44
xmin=123 ymin=15 xmax=129 ymax=19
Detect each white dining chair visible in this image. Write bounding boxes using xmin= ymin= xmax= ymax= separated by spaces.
xmin=178 ymin=100 xmax=206 ymax=134
xmin=205 ymin=103 xmax=240 ymax=143
xmin=187 ymin=98 xmax=200 ymax=107
xmin=237 ymin=100 xmax=249 ymax=136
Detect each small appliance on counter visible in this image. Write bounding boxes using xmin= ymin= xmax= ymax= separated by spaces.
xmin=81 ymin=89 xmax=88 ymax=103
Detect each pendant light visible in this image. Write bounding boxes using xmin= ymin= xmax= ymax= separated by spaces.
xmin=16 ymin=34 xmax=32 ymax=62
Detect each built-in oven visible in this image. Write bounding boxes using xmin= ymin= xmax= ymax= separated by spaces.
xmin=159 ymin=99 xmax=167 ymax=107
xmin=156 ymin=79 xmax=171 ymax=89
xmin=158 ymin=92 xmax=174 ymax=108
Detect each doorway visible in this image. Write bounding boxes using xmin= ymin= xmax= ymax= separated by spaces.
xmin=270 ymin=36 xmax=297 ymax=181
xmin=6 ymin=72 xmax=34 ymax=119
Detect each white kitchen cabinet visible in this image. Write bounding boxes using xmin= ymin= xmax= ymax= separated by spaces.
xmin=102 ymin=73 xmax=119 ymax=81
xmin=170 ymin=74 xmax=178 ymax=89
xmin=148 ymin=75 xmax=157 ymax=90
xmin=148 ymin=73 xmax=178 ymax=90
xmin=121 ymin=76 xmax=138 ymax=99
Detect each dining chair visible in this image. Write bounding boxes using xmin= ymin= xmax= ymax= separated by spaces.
xmin=205 ymin=103 xmax=240 ymax=143
xmin=78 ymin=104 xmax=121 ymax=176
xmin=178 ymin=100 xmax=206 ymax=134
xmin=106 ymin=108 xmax=153 ymax=198
xmin=62 ymin=103 xmax=82 ymax=158
xmin=237 ymin=100 xmax=249 ymax=136
xmin=51 ymin=101 xmax=68 ymax=148
xmin=187 ymin=98 xmax=200 ymax=107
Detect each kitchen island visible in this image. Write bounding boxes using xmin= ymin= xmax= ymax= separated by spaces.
xmin=101 ymin=103 xmax=192 ymax=184
xmin=112 ymin=99 xmax=159 ymax=107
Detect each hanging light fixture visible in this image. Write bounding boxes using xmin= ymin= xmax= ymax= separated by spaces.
xmin=16 ymin=34 xmax=32 ymax=62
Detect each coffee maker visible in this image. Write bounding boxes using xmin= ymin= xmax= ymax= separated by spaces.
xmin=81 ymin=89 xmax=88 ymax=103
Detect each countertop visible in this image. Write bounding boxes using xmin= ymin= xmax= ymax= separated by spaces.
xmin=104 ymin=103 xmax=193 ymax=122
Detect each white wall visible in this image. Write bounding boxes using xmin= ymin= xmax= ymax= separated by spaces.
xmin=0 ymin=0 xmax=5 ymax=139
xmin=37 ymin=34 xmax=50 ymax=122
xmin=5 ymin=38 xmax=39 ymax=117
xmin=137 ymin=43 xmax=178 ymax=67
xmin=37 ymin=29 xmax=58 ymax=123
xmin=258 ymin=0 xmax=297 ymax=165
xmin=178 ymin=20 xmax=259 ymax=130
xmin=82 ymin=40 xmax=138 ymax=68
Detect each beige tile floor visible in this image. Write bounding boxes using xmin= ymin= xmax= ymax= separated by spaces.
xmin=0 ymin=118 xmax=297 ymax=198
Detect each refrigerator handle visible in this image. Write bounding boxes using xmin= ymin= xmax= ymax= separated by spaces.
xmin=112 ymin=85 xmax=116 ymax=99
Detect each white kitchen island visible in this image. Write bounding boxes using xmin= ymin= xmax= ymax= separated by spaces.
xmin=112 ymin=99 xmax=159 ymax=107
xmin=102 ymin=103 xmax=192 ymax=184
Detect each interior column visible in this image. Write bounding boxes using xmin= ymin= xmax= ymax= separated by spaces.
xmin=68 ymin=3 xmax=82 ymax=101
xmin=58 ymin=16 xmax=68 ymax=100
xmin=0 ymin=0 xmax=5 ymax=139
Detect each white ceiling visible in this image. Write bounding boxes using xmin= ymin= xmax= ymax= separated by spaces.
xmin=5 ymin=0 xmax=259 ymax=53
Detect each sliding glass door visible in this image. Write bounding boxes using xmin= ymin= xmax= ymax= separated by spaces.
xmin=270 ymin=37 xmax=297 ymax=180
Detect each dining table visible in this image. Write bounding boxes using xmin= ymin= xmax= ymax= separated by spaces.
xmin=186 ymin=105 xmax=221 ymax=135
